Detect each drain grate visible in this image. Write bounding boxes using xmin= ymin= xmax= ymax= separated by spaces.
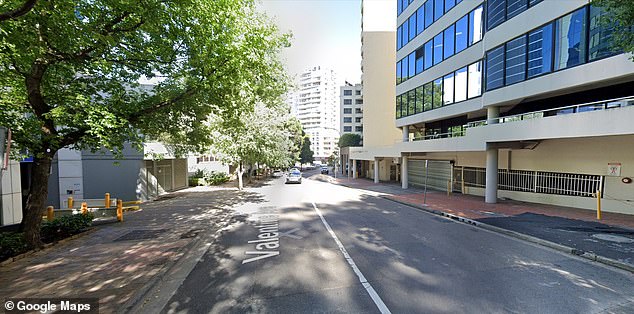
xmin=114 ymin=229 xmax=168 ymax=242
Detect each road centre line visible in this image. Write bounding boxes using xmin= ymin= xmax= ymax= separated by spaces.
xmin=311 ymin=202 xmax=391 ymax=314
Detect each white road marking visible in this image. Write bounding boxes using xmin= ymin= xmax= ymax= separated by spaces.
xmin=311 ymin=202 xmax=391 ymax=314
xmin=279 ymin=227 xmax=303 ymax=239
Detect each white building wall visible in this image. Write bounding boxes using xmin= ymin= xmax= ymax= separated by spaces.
xmin=1 ymin=160 xmax=22 ymax=226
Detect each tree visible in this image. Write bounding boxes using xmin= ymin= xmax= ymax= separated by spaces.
xmin=338 ymin=133 xmax=362 ymax=147
xmin=591 ymin=0 xmax=634 ymax=59
xmin=299 ymin=135 xmax=314 ymax=166
xmin=284 ymin=117 xmax=304 ymax=165
xmin=0 ymin=0 xmax=37 ymax=21
xmin=0 ymin=0 xmax=289 ymax=248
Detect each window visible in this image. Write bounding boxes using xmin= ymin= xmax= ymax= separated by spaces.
xmin=343 ymin=90 xmax=352 ymax=96
xmin=396 ymin=60 xmax=402 ymax=84
xmin=355 ymin=90 xmax=361 ymax=95
xmin=403 ymin=19 xmax=410 ymax=46
xmin=424 ymin=40 xmax=433 ymax=70
xmin=416 ymin=86 xmax=424 ymax=113
xmin=344 ymin=126 xmax=352 ymax=132
xmin=355 ymin=126 xmax=363 ymax=132
xmin=433 ymin=78 xmax=443 ymax=108
xmin=506 ymin=0 xmax=527 ymax=20
xmin=343 ymin=99 xmax=352 ymax=105
xmin=487 ymin=0 xmax=505 ymax=30
xmin=486 ymin=46 xmax=505 ymax=90
xmin=423 ymin=83 xmax=433 ymax=111
xmin=529 ymin=0 xmax=543 ymax=6
xmin=344 ymin=108 xmax=352 ymax=114
xmin=469 ymin=6 xmax=484 ymax=45
xmin=397 ymin=26 xmax=402 ymax=50
xmin=434 ymin=0 xmax=444 ymax=21
xmin=554 ymin=7 xmax=587 ymax=70
xmin=589 ymin=5 xmax=617 ymax=61
xmin=417 ymin=7 xmax=425 ymax=35
xmin=343 ymin=117 xmax=352 ymax=123
xmin=355 ymin=117 xmax=362 ymax=123
xmin=445 ymin=0 xmax=455 ymax=13
xmin=403 ymin=56 xmax=409 ymax=80
xmin=424 ymin=0 xmax=434 ymax=28
xmin=443 ymin=73 xmax=454 ymax=105
xmin=527 ymin=23 xmax=553 ymax=78
xmin=408 ymin=90 xmax=416 ymax=116
xmin=398 ymin=0 xmax=403 ymax=15
xmin=355 ymin=108 xmax=362 ymax=114
xmin=444 ymin=25 xmax=455 ymax=59
xmin=433 ymin=33 xmax=443 ymax=65
xmin=455 ymin=15 xmax=468 ymax=53
xmin=468 ymin=61 xmax=482 ymax=98
xmin=415 ymin=48 xmax=424 ymax=74
xmin=455 ymin=67 xmax=467 ymax=102
xmin=396 ymin=95 xmax=402 ymax=118
xmin=409 ymin=52 xmax=416 ymax=78
xmin=505 ymin=35 xmax=527 ymax=84
xmin=355 ymin=99 xmax=363 ymax=104
xmin=409 ymin=15 xmax=417 ymax=41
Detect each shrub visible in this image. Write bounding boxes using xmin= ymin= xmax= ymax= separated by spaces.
xmin=204 ymin=171 xmax=229 ymax=185
xmin=0 ymin=232 xmax=28 ymax=259
xmin=41 ymin=212 xmax=95 ymax=242
xmin=191 ymin=169 xmax=205 ymax=179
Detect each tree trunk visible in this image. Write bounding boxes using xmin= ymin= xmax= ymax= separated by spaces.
xmin=21 ymin=154 xmax=53 ymax=248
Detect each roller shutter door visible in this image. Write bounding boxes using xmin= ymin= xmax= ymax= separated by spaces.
xmin=408 ymin=160 xmax=452 ymax=191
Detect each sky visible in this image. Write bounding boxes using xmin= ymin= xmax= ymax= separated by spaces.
xmin=259 ymin=0 xmax=363 ymax=85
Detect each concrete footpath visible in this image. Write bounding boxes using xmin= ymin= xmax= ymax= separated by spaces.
xmin=329 ymin=176 xmax=634 ymax=273
xmin=0 ymin=186 xmax=246 ymax=313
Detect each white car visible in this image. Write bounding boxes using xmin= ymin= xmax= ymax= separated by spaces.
xmin=273 ymin=170 xmax=283 ymax=177
xmin=285 ymin=170 xmax=302 ymax=184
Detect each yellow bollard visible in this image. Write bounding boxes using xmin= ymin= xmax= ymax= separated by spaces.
xmin=117 ymin=199 xmax=123 ymax=222
xmin=81 ymin=202 xmax=88 ymax=215
xmin=67 ymin=196 xmax=74 ymax=209
xmin=105 ymin=193 xmax=110 ymax=208
xmin=47 ymin=206 xmax=55 ymax=221
xmin=596 ymin=190 xmax=602 ymax=220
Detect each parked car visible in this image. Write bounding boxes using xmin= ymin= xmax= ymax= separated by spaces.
xmin=320 ymin=166 xmax=329 ymax=174
xmin=285 ymin=170 xmax=302 ymax=184
xmin=272 ymin=170 xmax=283 ymax=177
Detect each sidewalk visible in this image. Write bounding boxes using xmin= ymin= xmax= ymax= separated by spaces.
xmin=331 ymin=176 xmax=634 ymax=272
xmin=0 ymin=187 xmax=244 ymax=313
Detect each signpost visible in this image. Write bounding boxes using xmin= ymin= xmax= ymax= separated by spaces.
xmin=423 ymin=160 xmax=428 ymax=206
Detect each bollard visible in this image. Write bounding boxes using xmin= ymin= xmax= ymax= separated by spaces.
xmin=461 ymin=180 xmax=465 ymax=194
xmin=47 ymin=206 xmax=54 ymax=221
xmin=81 ymin=202 xmax=88 ymax=215
xmin=447 ymin=180 xmax=451 ymax=197
xmin=596 ymin=190 xmax=602 ymax=220
xmin=105 ymin=193 xmax=110 ymax=208
xmin=117 ymin=199 xmax=123 ymax=222
xmin=67 ymin=196 xmax=74 ymax=209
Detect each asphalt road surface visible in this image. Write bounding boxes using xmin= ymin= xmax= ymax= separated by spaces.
xmin=156 ymin=171 xmax=634 ymax=313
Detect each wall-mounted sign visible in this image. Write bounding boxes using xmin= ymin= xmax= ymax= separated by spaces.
xmin=607 ymin=162 xmax=621 ymax=176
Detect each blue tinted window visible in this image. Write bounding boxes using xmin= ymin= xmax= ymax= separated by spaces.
xmin=507 ymin=0 xmax=527 ymax=19
xmin=527 ymin=23 xmax=553 ymax=78
xmin=424 ymin=1 xmax=434 ymax=28
xmin=529 ymin=0 xmax=543 ymax=6
xmin=505 ymin=35 xmax=527 ymax=84
xmin=434 ymin=0 xmax=444 ymax=21
xmin=433 ymin=33 xmax=443 ymax=65
xmin=486 ymin=46 xmax=505 ymax=90
xmin=455 ymin=15 xmax=468 ymax=53
xmin=397 ymin=26 xmax=402 ymax=50
xmin=589 ymin=5 xmax=618 ymax=61
xmin=409 ymin=15 xmax=417 ymax=41
xmin=445 ymin=0 xmax=455 ymax=13
xmin=408 ymin=53 xmax=416 ymax=77
xmin=424 ymin=40 xmax=433 ymax=70
xmin=444 ymin=25 xmax=455 ymax=59
xmin=487 ymin=0 xmax=505 ymax=30
xmin=403 ymin=21 xmax=409 ymax=46
xmin=403 ymin=56 xmax=409 ymax=80
xmin=417 ymin=7 xmax=425 ymax=34
xmin=415 ymin=48 xmax=424 ymax=74
xmin=398 ymin=0 xmax=403 ymax=15
xmin=554 ymin=7 xmax=587 ymax=70
xmin=396 ymin=60 xmax=402 ymax=84
xmin=469 ymin=6 xmax=484 ymax=45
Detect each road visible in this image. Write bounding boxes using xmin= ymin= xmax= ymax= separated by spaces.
xmin=148 ymin=170 xmax=634 ymax=313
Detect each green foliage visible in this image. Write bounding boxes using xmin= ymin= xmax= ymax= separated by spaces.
xmin=204 ymin=171 xmax=229 ymax=185
xmin=41 ymin=212 xmax=94 ymax=242
xmin=299 ymin=136 xmax=314 ymax=165
xmin=190 ymin=169 xmax=205 ymax=179
xmin=591 ymin=0 xmax=634 ymax=60
xmin=338 ymin=133 xmax=362 ymax=147
xmin=0 ymin=232 xmax=28 ymax=259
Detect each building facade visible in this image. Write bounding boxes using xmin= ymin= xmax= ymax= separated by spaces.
xmin=291 ymin=66 xmax=342 ymax=162
xmin=350 ymin=0 xmax=634 ymax=215
xmin=340 ymin=83 xmax=364 ymax=136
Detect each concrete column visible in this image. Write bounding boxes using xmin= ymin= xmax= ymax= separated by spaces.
xmin=374 ymin=158 xmax=380 ymax=183
xmin=487 ymin=106 xmax=500 ymax=125
xmin=347 ymin=158 xmax=351 ymax=177
xmin=352 ymin=159 xmax=357 ymax=179
xmin=401 ymin=155 xmax=408 ymax=189
xmin=485 ymin=144 xmax=498 ymax=203
xmin=402 ymin=126 xmax=409 ymax=142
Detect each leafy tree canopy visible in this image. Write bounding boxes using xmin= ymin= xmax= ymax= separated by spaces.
xmin=338 ymin=133 xmax=362 ymax=147
xmin=592 ymin=0 xmax=634 ymax=59
xmin=299 ymin=135 xmax=313 ymax=165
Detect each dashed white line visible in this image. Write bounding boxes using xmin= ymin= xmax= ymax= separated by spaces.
xmin=311 ymin=202 xmax=391 ymax=314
